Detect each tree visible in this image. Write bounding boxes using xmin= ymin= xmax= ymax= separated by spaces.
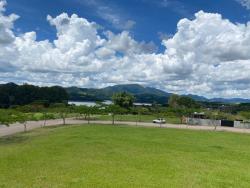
xmin=61 ymin=107 xmax=71 ymax=125
xmin=135 ymin=107 xmax=149 ymax=125
xmin=112 ymin=92 xmax=135 ymax=109
xmin=0 ymin=110 xmax=29 ymax=131
xmin=138 ymin=107 xmax=149 ymax=121
xmin=87 ymin=106 xmax=99 ymax=124
xmin=168 ymin=94 xmax=200 ymax=124
xmin=74 ymin=106 xmax=89 ymax=120
xmin=168 ymin=94 xmax=180 ymax=108
xmin=73 ymin=105 xmax=99 ymax=124
xmin=51 ymin=103 xmax=70 ymax=125
xmin=178 ymin=96 xmax=200 ymax=108
xmin=205 ymin=111 xmax=230 ymax=131
xmin=239 ymin=111 xmax=250 ymax=120
xmin=0 ymin=110 xmax=13 ymax=127
xmin=42 ymin=108 xmax=49 ymax=127
xmin=15 ymin=112 xmax=28 ymax=132
xmin=106 ymin=105 xmax=126 ymax=125
xmin=206 ymin=111 xmax=219 ymax=131
xmin=0 ymin=83 xmax=69 ymax=108
xmin=168 ymin=94 xmax=199 ymax=109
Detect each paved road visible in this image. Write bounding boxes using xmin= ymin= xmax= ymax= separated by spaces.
xmin=1 ymin=118 xmax=250 ymax=137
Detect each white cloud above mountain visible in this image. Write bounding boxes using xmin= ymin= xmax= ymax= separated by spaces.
xmin=1 ymin=0 xmax=250 ymax=98
xmin=76 ymin=0 xmax=136 ymax=30
xmin=236 ymin=0 xmax=250 ymax=9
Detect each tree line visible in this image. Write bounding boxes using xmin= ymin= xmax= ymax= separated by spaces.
xmin=1 ymin=91 xmax=249 ymax=131
xmin=0 ymin=83 xmax=69 ymax=108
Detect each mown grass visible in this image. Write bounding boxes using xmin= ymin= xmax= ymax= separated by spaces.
xmin=1 ymin=125 xmax=250 ymax=187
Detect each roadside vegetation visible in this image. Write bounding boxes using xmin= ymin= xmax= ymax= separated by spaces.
xmin=0 ymin=83 xmax=250 ymax=128
xmin=1 ymin=92 xmax=250 ymax=128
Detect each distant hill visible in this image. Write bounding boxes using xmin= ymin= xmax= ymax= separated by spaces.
xmin=182 ymin=94 xmax=208 ymax=102
xmin=209 ymin=98 xmax=250 ymax=104
xmin=0 ymin=83 xmax=68 ymax=108
xmin=1 ymin=82 xmax=249 ymax=105
xmin=66 ymin=84 xmax=250 ymax=104
xmin=66 ymin=84 xmax=172 ymax=104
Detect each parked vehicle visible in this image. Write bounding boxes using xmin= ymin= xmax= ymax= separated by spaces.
xmin=153 ymin=118 xmax=166 ymax=124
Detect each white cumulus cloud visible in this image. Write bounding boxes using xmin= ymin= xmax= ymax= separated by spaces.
xmin=1 ymin=1 xmax=250 ymax=98
xmin=236 ymin=0 xmax=250 ymax=9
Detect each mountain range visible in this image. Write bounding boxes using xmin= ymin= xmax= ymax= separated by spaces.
xmin=66 ymin=84 xmax=250 ymax=104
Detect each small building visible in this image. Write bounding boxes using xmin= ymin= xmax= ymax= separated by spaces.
xmin=191 ymin=112 xmax=206 ymax=119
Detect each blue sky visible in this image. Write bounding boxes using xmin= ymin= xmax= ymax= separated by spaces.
xmin=2 ymin=0 xmax=250 ymax=98
xmin=6 ymin=0 xmax=250 ymax=52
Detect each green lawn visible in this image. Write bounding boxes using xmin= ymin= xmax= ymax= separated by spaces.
xmin=1 ymin=125 xmax=250 ymax=187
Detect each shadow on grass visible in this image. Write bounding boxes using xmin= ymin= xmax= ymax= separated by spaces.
xmin=0 ymin=135 xmax=28 ymax=145
xmin=209 ymin=145 xmax=224 ymax=150
xmin=42 ymin=124 xmax=77 ymax=130
xmin=0 ymin=124 xmax=115 ymax=145
xmin=0 ymin=124 xmax=79 ymax=146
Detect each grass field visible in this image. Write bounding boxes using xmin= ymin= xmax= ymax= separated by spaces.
xmin=1 ymin=125 xmax=250 ymax=187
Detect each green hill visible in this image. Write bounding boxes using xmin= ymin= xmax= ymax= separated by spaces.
xmin=66 ymin=84 xmax=171 ymax=104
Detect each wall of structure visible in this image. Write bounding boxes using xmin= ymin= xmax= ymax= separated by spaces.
xmin=186 ymin=118 xmax=221 ymax=127
xmin=187 ymin=118 xmax=250 ymax=129
xmin=234 ymin=121 xmax=250 ymax=129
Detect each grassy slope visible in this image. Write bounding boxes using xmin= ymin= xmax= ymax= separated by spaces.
xmin=1 ymin=125 xmax=250 ymax=187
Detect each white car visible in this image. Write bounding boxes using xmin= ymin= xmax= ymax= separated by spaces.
xmin=153 ymin=118 xmax=166 ymax=124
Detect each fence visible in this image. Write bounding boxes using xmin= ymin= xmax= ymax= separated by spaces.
xmin=234 ymin=121 xmax=250 ymax=129
xmin=187 ymin=118 xmax=250 ymax=129
xmin=186 ymin=118 xmax=221 ymax=127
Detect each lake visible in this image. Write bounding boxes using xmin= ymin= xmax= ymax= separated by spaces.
xmin=69 ymin=101 xmax=152 ymax=107
xmin=68 ymin=100 xmax=112 ymax=107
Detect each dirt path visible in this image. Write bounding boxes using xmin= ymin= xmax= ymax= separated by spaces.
xmin=1 ymin=119 xmax=250 ymax=137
